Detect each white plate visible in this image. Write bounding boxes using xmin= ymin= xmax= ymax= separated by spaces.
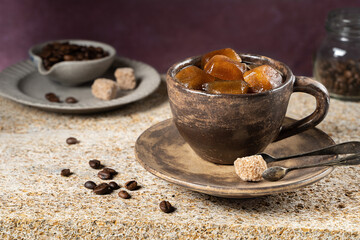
xmin=0 ymin=56 xmax=161 ymax=113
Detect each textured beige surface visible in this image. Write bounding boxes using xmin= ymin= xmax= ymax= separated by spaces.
xmin=0 ymin=76 xmax=359 ymax=239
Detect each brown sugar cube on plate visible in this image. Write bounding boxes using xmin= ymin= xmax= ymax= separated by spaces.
xmin=91 ymin=78 xmax=118 ymax=100
xmin=234 ymin=155 xmax=267 ymax=182
xmin=115 ymin=67 xmax=136 ymax=90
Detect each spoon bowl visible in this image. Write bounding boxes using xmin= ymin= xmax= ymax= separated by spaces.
xmin=262 ymin=166 xmax=288 ymax=181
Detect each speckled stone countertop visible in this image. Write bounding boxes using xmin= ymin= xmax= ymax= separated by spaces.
xmin=0 ymin=77 xmax=359 ymax=239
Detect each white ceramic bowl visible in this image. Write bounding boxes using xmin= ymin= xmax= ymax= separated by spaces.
xmin=29 ymin=39 xmax=116 ymax=86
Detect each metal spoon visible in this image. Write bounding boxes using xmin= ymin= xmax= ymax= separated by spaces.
xmin=260 ymin=141 xmax=360 ymax=163
xmin=262 ymin=153 xmax=360 ymax=181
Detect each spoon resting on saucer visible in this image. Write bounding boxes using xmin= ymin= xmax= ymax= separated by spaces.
xmin=262 ymin=153 xmax=360 ymax=181
xmin=260 ymin=141 xmax=360 ymax=163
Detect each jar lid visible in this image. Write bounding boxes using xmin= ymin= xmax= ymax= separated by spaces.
xmin=326 ymin=8 xmax=360 ymax=36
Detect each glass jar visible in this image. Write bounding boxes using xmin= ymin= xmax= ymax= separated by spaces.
xmin=314 ymin=8 xmax=360 ymax=101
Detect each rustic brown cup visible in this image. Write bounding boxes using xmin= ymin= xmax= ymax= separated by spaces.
xmin=166 ymin=53 xmax=330 ymax=165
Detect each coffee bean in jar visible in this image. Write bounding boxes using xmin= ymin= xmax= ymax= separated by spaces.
xmin=314 ymin=59 xmax=360 ymax=98
xmin=314 ymin=8 xmax=360 ymax=100
xmin=38 ymin=42 xmax=109 ymax=70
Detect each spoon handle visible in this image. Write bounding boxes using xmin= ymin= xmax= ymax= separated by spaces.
xmin=276 ymin=141 xmax=360 ymax=161
xmin=291 ymin=153 xmax=360 ymax=170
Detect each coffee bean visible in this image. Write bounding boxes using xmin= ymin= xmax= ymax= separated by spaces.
xmin=124 ymin=180 xmax=138 ymax=191
xmin=84 ymin=181 xmax=96 ymax=189
xmin=118 ymin=190 xmax=131 ymax=199
xmin=65 ymin=97 xmax=78 ymax=104
xmin=103 ymin=168 xmax=117 ymax=175
xmin=61 ymin=169 xmax=71 ymax=177
xmin=45 ymin=93 xmax=61 ymax=102
xmin=66 ymin=137 xmax=78 ymax=145
xmin=159 ymin=200 xmax=174 ymax=213
xmin=93 ymin=183 xmax=112 ymax=195
xmin=98 ymin=170 xmax=112 ymax=180
xmin=45 ymin=92 xmax=56 ymax=99
xmin=89 ymin=159 xmax=102 ymax=169
xmin=109 ymin=181 xmax=120 ymax=190
xmin=49 ymin=57 xmax=59 ymax=63
xmin=48 ymin=96 xmax=61 ymax=102
xmin=63 ymin=55 xmax=75 ymax=61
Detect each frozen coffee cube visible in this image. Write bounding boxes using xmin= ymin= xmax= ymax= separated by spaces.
xmin=115 ymin=67 xmax=136 ymax=90
xmin=234 ymin=155 xmax=267 ymax=182
xmin=175 ymin=65 xmax=215 ymax=90
xmin=243 ymin=65 xmax=282 ymax=93
xmin=91 ymin=78 xmax=118 ymax=100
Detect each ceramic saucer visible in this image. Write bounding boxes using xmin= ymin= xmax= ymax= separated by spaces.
xmin=135 ymin=118 xmax=335 ymax=198
xmin=0 ymin=56 xmax=160 ymax=114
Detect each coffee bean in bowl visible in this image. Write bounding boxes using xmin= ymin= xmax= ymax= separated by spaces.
xmin=28 ymin=39 xmax=116 ymax=86
xmin=37 ymin=42 xmax=110 ymax=70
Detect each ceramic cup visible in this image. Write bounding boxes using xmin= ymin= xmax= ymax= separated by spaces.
xmin=166 ymin=53 xmax=330 ymax=165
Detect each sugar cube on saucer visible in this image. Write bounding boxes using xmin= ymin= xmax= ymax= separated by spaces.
xmin=91 ymin=78 xmax=118 ymax=100
xmin=115 ymin=67 xmax=136 ymax=90
xmin=234 ymin=155 xmax=267 ymax=182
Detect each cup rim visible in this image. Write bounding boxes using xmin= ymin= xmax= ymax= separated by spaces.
xmin=167 ymin=53 xmax=295 ymax=98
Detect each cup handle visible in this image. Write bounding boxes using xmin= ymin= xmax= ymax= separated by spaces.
xmin=275 ymin=76 xmax=330 ymax=141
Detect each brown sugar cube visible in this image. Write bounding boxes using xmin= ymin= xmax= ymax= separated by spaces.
xmin=115 ymin=67 xmax=136 ymax=90
xmin=234 ymin=155 xmax=267 ymax=182
xmin=91 ymin=78 xmax=118 ymax=100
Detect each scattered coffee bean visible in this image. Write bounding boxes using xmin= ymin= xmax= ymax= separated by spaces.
xmin=159 ymin=200 xmax=174 ymax=213
xmin=61 ymin=169 xmax=71 ymax=177
xmin=66 ymin=137 xmax=78 ymax=145
xmin=93 ymin=183 xmax=112 ymax=195
xmin=84 ymin=181 xmax=97 ymax=189
xmin=118 ymin=190 xmax=131 ymax=199
xmin=103 ymin=167 xmax=117 ymax=175
xmin=45 ymin=92 xmax=61 ymax=103
xmin=65 ymin=97 xmax=78 ymax=104
xmin=89 ymin=159 xmax=102 ymax=169
xmin=109 ymin=181 xmax=120 ymax=190
xmin=124 ymin=180 xmax=138 ymax=191
xmin=45 ymin=92 xmax=56 ymax=99
xmin=98 ymin=170 xmax=112 ymax=180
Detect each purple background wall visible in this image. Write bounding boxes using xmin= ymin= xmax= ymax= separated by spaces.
xmin=1 ymin=0 xmax=359 ymax=75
